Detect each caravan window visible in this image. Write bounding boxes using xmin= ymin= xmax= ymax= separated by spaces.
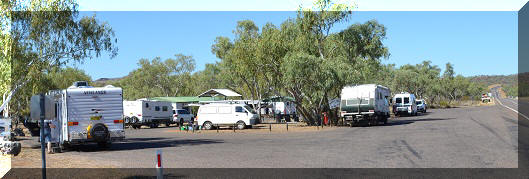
xmin=235 ymin=106 xmax=244 ymax=113
xmin=346 ymin=99 xmax=359 ymax=106
xmin=155 ymin=106 xmax=160 ymax=111
xmin=360 ymin=98 xmax=369 ymax=105
xmin=145 ymin=103 xmax=149 ymax=108
xmin=404 ymin=97 xmax=410 ymax=104
xmin=162 ymin=106 xmax=168 ymax=111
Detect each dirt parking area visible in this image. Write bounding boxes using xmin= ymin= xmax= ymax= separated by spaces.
xmin=10 ymin=137 xmax=119 ymax=168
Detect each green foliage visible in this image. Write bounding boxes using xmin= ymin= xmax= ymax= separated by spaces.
xmin=377 ymin=62 xmax=486 ymax=106
xmin=117 ymin=54 xmax=195 ymax=100
xmin=48 ymin=67 xmax=92 ymax=89
xmin=502 ymin=84 xmax=518 ymax=97
xmin=1 ymin=0 xmax=117 ymax=118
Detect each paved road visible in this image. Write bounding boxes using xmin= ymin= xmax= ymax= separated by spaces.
xmin=491 ymin=86 xmax=529 ymax=172
xmin=47 ymin=105 xmax=519 ymax=168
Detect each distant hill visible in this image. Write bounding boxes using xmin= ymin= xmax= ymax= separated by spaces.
xmin=92 ymin=77 xmax=122 ymax=87
xmin=468 ymin=74 xmax=517 ymax=86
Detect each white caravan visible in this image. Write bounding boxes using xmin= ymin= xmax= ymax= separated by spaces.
xmin=30 ymin=82 xmax=125 ymax=149
xmin=123 ymin=100 xmax=173 ymax=128
xmin=339 ymin=84 xmax=391 ymax=126
xmin=392 ymin=92 xmax=418 ymax=116
xmin=197 ymin=103 xmax=258 ymax=130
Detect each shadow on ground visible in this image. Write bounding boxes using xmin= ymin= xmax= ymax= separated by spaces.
xmin=66 ymin=138 xmax=223 ymax=152
xmin=385 ymin=117 xmax=456 ymax=126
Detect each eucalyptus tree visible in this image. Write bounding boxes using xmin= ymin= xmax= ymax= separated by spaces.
xmin=1 ymin=0 xmax=118 ymax=116
xmin=118 ymin=54 xmax=195 ymax=100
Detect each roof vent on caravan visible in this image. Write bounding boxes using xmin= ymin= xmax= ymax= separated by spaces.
xmin=69 ymin=81 xmax=91 ymax=88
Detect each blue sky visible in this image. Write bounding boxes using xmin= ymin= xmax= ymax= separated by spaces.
xmin=73 ymin=11 xmax=518 ymax=80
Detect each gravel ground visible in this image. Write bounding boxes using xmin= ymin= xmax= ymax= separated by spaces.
xmin=7 ymin=92 xmax=521 ymax=169
xmin=10 ymin=106 xmax=518 ymax=169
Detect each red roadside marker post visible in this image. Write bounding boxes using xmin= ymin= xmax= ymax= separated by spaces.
xmin=156 ymin=149 xmax=163 ymax=179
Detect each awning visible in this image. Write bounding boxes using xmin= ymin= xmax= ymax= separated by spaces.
xmin=198 ymin=89 xmax=242 ymax=98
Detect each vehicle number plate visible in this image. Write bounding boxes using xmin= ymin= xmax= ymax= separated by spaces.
xmin=90 ymin=116 xmax=101 ymax=120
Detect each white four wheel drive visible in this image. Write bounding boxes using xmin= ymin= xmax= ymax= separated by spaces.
xmin=172 ymin=109 xmax=194 ymax=126
xmin=197 ymin=103 xmax=258 ymax=130
xmin=416 ymin=99 xmax=427 ymax=113
xmin=123 ymin=100 xmax=173 ymax=129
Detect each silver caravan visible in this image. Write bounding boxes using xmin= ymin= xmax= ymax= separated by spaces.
xmin=339 ymin=84 xmax=391 ymax=126
xmin=31 ymin=82 xmax=125 ymax=149
xmin=123 ymin=100 xmax=173 ymax=129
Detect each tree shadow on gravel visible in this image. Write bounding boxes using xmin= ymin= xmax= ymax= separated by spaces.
xmin=385 ymin=118 xmax=456 ymax=126
xmin=66 ymin=138 xmax=223 ymax=152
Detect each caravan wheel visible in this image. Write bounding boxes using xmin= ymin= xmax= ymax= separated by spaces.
xmin=131 ymin=116 xmax=139 ymax=124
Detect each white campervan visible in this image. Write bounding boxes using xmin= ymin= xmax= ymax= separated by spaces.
xmin=197 ymin=103 xmax=258 ymax=130
xmin=393 ymin=92 xmax=418 ymax=116
xmin=30 ymin=81 xmax=125 ymax=149
xmin=123 ymin=100 xmax=173 ymax=128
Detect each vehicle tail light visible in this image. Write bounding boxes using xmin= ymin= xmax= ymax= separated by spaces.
xmin=138 ymin=114 xmax=142 ymax=116
xmin=369 ymin=110 xmax=374 ymax=112
xmin=68 ymin=122 xmax=79 ymax=126
xmin=114 ymin=120 xmax=123 ymax=123
xmin=173 ymin=114 xmax=177 ymax=117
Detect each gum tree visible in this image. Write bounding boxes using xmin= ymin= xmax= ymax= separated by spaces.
xmin=0 ymin=0 xmax=118 ymax=117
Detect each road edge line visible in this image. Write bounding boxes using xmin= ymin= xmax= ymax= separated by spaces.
xmin=496 ymin=97 xmax=529 ymax=121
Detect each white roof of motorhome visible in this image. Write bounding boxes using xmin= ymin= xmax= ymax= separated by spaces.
xmin=343 ymin=84 xmax=388 ymax=89
xmin=394 ymin=93 xmax=414 ymax=97
xmin=198 ymin=89 xmax=242 ymax=97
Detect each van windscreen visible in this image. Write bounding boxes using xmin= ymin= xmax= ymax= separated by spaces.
xmin=395 ymin=98 xmax=402 ymax=103
xmin=243 ymin=105 xmax=257 ymax=114
xmin=404 ymin=97 xmax=410 ymax=104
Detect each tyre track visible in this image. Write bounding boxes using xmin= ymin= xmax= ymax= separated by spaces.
xmin=468 ymin=115 xmax=516 ymax=149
